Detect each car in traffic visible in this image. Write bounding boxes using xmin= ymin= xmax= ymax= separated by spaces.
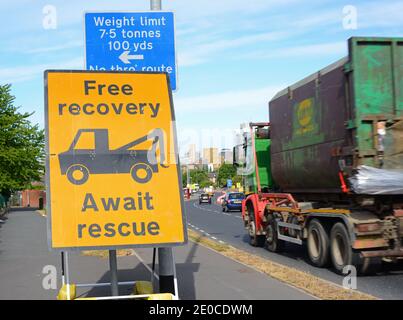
xmin=199 ymin=193 xmax=211 ymax=205
xmin=222 ymin=192 xmax=245 ymax=212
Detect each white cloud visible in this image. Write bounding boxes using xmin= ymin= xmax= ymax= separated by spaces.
xmin=175 ymin=85 xmax=284 ymax=112
xmin=0 ymin=57 xmax=83 ymax=84
xmin=242 ymin=41 xmax=347 ymax=60
xmin=26 ymin=40 xmax=83 ymax=54
xmin=357 ymin=1 xmax=403 ymax=28
xmin=178 ymin=30 xmax=293 ymax=66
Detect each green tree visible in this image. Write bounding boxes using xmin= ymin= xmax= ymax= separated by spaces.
xmin=0 ymin=84 xmax=45 ymax=198
xmin=182 ymin=168 xmax=211 ymax=188
xmin=190 ymin=169 xmax=209 ymax=185
xmin=182 ymin=169 xmax=187 ymax=187
xmin=217 ymin=163 xmax=236 ymax=187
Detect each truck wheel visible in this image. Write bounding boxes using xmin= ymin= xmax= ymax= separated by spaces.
xmin=307 ymin=219 xmax=330 ymax=267
xmin=131 ymin=163 xmax=153 ymax=184
xmin=330 ymin=222 xmax=381 ymax=275
xmin=247 ymin=204 xmax=265 ymax=247
xmin=66 ymin=164 xmax=89 ymax=185
xmin=265 ymin=215 xmax=284 ymax=253
xmin=330 ymin=222 xmax=358 ymax=274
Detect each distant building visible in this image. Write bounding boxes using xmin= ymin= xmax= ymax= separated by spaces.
xmin=220 ymin=148 xmax=233 ymax=164
xmin=20 ymin=189 xmax=46 ymax=208
xmin=181 ymin=144 xmax=202 ymax=165
xmin=18 ymin=181 xmax=46 ymax=208
xmin=185 ymin=144 xmax=197 ymax=164
xmin=203 ymin=147 xmax=220 ymax=170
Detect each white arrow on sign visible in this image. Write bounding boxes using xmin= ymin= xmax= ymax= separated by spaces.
xmin=119 ymin=51 xmax=144 ymax=64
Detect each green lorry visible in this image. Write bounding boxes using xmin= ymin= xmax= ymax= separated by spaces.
xmin=234 ymin=37 xmax=403 ymax=274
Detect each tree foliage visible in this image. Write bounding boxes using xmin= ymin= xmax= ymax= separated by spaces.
xmin=0 ymin=84 xmax=45 ymax=197
xmin=217 ymin=163 xmax=237 ymax=187
xmin=182 ymin=168 xmax=210 ymax=187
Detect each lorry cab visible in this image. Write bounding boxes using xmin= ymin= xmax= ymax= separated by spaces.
xmin=233 ymin=123 xmax=274 ymax=195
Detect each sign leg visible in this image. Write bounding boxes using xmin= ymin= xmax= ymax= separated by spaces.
xmin=61 ymin=251 xmax=65 ymax=286
xmin=109 ymin=250 xmax=119 ymax=296
xmin=64 ymin=251 xmax=71 ymax=299
xmin=158 ymin=247 xmax=175 ymax=295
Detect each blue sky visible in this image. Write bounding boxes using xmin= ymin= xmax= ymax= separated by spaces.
xmin=1 ymin=0 xmax=403 ymax=155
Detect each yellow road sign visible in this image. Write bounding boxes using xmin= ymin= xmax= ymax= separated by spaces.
xmin=45 ymin=70 xmax=187 ymax=250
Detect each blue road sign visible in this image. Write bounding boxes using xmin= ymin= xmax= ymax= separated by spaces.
xmin=85 ymin=12 xmax=177 ymax=90
xmin=227 ymin=179 xmax=233 ymax=188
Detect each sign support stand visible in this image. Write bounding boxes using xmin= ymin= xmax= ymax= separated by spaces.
xmin=109 ymin=250 xmax=119 ymax=296
xmin=150 ymin=0 xmax=177 ymax=297
xmin=158 ymin=247 xmax=176 ymax=295
xmin=64 ymin=251 xmax=71 ymax=300
xmin=61 ymin=252 xmax=66 ymax=285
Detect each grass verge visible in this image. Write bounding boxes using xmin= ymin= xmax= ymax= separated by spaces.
xmin=81 ymin=249 xmax=134 ymax=258
xmin=188 ymin=229 xmax=377 ymax=300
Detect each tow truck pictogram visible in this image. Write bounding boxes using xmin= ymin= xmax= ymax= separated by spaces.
xmin=58 ymin=128 xmax=168 ymax=185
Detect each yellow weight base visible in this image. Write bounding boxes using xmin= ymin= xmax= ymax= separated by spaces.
xmin=133 ymin=281 xmax=154 ymax=295
xmin=147 ymin=293 xmax=174 ymax=300
xmin=57 ymin=284 xmax=76 ymax=300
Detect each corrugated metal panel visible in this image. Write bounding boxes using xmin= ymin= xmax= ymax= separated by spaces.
xmin=271 ymin=57 xmax=348 ymax=101
xmin=349 ymin=37 xmax=403 ymax=168
xmin=269 ymin=36 xmax=403 ymax=194
xmin=270 ymin=58 xmax=347 ymax=192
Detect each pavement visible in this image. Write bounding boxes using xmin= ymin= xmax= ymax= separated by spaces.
xmin=0 ymin=208 xmax=314 ymax=300
xmin=186 ymin=192 xmax=403 ymax=300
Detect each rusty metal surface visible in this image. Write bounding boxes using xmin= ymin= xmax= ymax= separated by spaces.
xmin=383 ymin=120 xmax=403 ymax=169
xmin=269 ymin=37 xmax=403 ymax=195
xmin=353 ymin=237 xmax=388 ymax=250
xmin=270 ymin=59 xmax=348 ymax=193
xmin=361 ymin=249 xmax=403 ymax=258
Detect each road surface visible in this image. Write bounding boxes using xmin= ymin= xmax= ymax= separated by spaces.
xmin=186 ymin=193 xmax=403 ymax=300
xmin=0 ymin=208 xmax=314 ymax=300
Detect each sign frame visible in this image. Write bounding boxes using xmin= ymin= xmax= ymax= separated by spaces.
xmin=83 ymin=10 xmax=179 ymax=92
xmin=44 ymin=69 xmax=187 ymax=251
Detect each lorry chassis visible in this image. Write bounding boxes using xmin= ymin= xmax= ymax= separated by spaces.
xmin=242 ymin=192 xmax=403 ymax=274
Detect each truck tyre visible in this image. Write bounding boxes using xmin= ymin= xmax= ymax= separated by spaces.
xmin=66 ymin=164 xmax=89 ymax=185
xmin=330 ymin=222 xmax=381 ymax=275
xmin=330 ymin=223 xmax=351 ymax=274
xmin=307 ymin=219 xmax=330 ymax=267
xmin=131 ymin=163 xmax=153 ymax=184
xmin=247 ymin=204 xmax=265 ymax=247
xmin=265 ymin=214 xmax=284 ymax=253
xmin=330 ymin=222 xmax=362 ymax=275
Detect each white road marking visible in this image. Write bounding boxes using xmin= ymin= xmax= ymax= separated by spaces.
xmin=132 ymin=250 xmax=159 ymax=280
xmin=193 ymin=201 xmax=243 ymax=218
xmin=189 ymin=200 xmax=242 ymax=245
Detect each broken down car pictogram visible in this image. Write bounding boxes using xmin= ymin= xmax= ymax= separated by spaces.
xmin=58 ymin=128 xmax=168 ymax=185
